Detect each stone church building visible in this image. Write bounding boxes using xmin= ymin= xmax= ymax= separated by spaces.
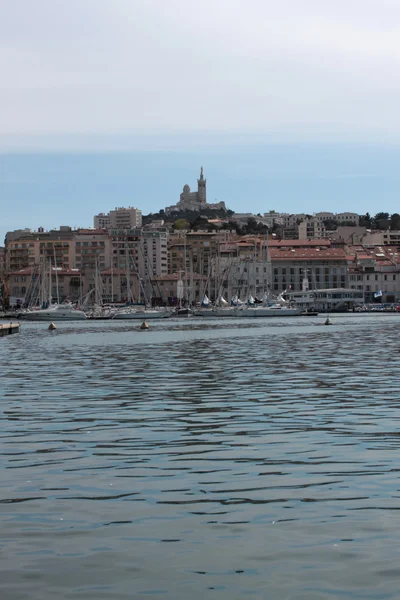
xmin=165 ymin=168 xmax=226 ymax=214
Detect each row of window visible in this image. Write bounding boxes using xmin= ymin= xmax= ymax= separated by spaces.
xmin=350 ymin=274 xmax=396 ymax=281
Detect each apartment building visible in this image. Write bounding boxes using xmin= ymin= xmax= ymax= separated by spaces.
xmin=110 ymin=228 xmax=168 ymax=301
xmin=74 ymin=229 xmax=112 ymax=271
xmin=94 ymin=207 xmax=142 ymax=230
xmin=93 ymin=213 xmax=111 ymax=229
xmin=168 ymin=231 xmax=219 ymax=277
xmin=6 ymin=237 xmax=39 ymax=272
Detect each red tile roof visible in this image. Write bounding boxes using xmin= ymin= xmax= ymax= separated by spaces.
xmin=269 ymin=247 xmax=346 ymax=261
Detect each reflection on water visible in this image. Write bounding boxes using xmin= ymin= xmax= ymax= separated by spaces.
xmin=1 ymin=315 xmax=400 ymax=599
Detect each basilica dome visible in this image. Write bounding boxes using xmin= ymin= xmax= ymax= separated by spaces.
xmin=183 ymin=184 xmax=191 ymax=193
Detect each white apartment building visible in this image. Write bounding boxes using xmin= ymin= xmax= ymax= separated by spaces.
xmin=94 ymin=207 xmax=142 ymax=230
xmin=336 ymin=212 xmax=360 ymax=225
xmin=313 ymin=212 xmax=359 ymax=226
xmin=93 ymin=213 xmax=111 ymax=229
xmin=110 ymin=207 xmax=142 ymax=229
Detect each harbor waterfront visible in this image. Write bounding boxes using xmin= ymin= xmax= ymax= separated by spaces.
xmin=1 ymin=314 xmax=400 ymax=599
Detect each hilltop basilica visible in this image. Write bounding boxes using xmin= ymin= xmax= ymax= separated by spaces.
xmin=165 ymin=168 xmax=226 ymax=214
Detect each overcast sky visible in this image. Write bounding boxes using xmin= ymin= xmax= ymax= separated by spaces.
xmin=2 ymin=0 xmax=400 ymax=150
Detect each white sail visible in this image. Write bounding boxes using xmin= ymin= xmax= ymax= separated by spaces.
xmin=247 ymin=294 xmax=255 ymax=305
xmin=276 ymin=292 xmax=288 ymax=305
xmin=201 ymin=294 xmax=210 ymax=307
xmin=219 ymin=296 xmax=229 ymax=306
xmin=177 ymin=279 xmax=184 ymax=300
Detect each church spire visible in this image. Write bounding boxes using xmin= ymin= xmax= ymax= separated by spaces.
xmin=197 ymin=166 xmax=206 ymax=205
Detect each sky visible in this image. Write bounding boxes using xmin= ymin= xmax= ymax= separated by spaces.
xmin=1 ymin=0 xmax=400 ymax=240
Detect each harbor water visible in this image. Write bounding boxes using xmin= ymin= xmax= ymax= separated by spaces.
xmin=1 ymin=314 xmax=400 ymax=599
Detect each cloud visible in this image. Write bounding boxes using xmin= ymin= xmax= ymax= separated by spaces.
xmin=1 ymin=0 xmax=400 ymax=148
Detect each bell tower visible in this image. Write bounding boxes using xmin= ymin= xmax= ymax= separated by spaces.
xmin=197 ymin=166 xmax=206 ymax=206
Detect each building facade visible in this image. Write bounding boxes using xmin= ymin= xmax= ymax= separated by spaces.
xmin=94 ymin=207 xmax=142 ymax=230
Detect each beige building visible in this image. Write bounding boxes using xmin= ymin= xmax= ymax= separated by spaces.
xmin=168 ymin=231 xmax=219 ymax=277
xmin=99 ymin=268 xmax=140 ymax=304
xmin=37 ymin=227 xmax=75 ymax=270
xmin=6 ymin=237 xmax=40 ymax=272
xmin=8 ymin=267 xmax=82 ymax=307
xmin=74 ymin=229 xmax=112 ymax=272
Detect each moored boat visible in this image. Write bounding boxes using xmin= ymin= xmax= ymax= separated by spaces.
xmin=195 ymin=305 xmax=301 ymax=317
xmin=113 ymin=307 xmax=171 ymax=320
xmin=21 ymin=303 xmax=87 ymax=321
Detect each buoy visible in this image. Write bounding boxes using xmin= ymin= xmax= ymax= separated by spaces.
xmin=48 ymin=322 xmax=57 ymax=330
xmin=140 ymin=321 xmax=149 ymax=330
xmin=324 ymin=318 xmax=332 ymax=326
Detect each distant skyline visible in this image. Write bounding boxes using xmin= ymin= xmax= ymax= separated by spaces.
xmin=2 ymin=143 xmax=400 ymax=243
xmin=1 ymin=1 xmax=400 ymax=242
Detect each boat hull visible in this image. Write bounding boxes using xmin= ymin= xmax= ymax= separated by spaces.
xmin=196 ymin=307 xmax=301 ymax=317
xmin=113 ymin=311 xmax=171 ymax=320
xmin=22 ymin=310 xmax=87 ymax=321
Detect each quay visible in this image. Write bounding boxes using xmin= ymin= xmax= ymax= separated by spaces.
xmin=0 ymin=322 xmax=20 ymax=337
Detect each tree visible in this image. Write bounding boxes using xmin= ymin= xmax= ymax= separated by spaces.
xmin=192 ymin=216 xmax=209 ymax=231
xmin=359 ymin=213 xmax=372 ymax=227
xmin=372 ymin=212 xmax=390 ymax=230
xmin=323 ymin=219 xmax=338 ymax=230
xmin=174 ymin=218 xmax=190 ymax=230
xmin=390 ymin=213 xmax=400 ymax=230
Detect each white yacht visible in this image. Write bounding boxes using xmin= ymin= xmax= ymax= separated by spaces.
xmin=113 ymin=307 xmax=171 ymax=320
xmin=21 ymin=303 xmax=87 ymax=321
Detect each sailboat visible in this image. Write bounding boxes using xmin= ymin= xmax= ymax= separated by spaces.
xmin=22 ymin=260 xmax=86 ymax=321
xmin=174 ymin=274 xmax=194 ymax=317
xmin=112 ymin=241 xmax=171 ymax=320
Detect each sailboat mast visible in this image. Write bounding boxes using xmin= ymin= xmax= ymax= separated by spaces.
xmin=49 ymin=257 xmax=52 ymax=306
xmin=53 ymin=246 xmax=60 ymax=304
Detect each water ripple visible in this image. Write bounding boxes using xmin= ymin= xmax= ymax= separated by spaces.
xmin=1 ymin=315 xmax=400 ymax=599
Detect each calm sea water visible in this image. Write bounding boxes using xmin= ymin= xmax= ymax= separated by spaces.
xmin=1 ymin=314 xmax=400 ymax=600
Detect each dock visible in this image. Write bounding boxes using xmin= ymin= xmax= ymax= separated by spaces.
xmin=0 ymin=322 xmax=20 ymax=337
